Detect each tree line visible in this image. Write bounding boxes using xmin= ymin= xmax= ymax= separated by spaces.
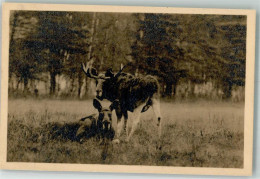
xmin=8 ymin=11 xmax=246 ymax=100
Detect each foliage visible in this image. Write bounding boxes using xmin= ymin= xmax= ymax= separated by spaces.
xmin=8 ymin=11 xmax=246 ymax=99
xmin=132 ymin=14 xmax=246 ymax=98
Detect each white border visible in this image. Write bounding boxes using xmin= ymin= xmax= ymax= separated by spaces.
xmin=0 ymin=3 xmax=256 ymax=176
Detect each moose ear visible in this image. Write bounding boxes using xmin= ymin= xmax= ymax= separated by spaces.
xmin=109 ymin=100 xmax=119 ymax=111
xmin=89 ymin=68 xmax=98 ymax=77
xmin=93 ymin=98 xmax=102 ymax=112
xmin=82 ymin=62 xmax=98 ymax=78
xmin=105 ymin=68 xmax=114 ymax=78
xmin=84 ymin=67 xmax=98 ymax=78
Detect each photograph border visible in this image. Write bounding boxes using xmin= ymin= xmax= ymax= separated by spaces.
xmin=0 ymin=2 xmax=256 ymax=176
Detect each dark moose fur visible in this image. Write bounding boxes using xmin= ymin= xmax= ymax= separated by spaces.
xmin=100 ymin=70 xmax=159 ymax=114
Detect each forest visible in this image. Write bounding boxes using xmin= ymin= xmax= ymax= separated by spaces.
xmin=8 ymin=11 xmax=246 ymax=100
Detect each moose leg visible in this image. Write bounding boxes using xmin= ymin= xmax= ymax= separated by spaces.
xmin=151 ymin=97 xmax=162 ymax=138
xmin=151 ymin=97 xmax=162 ymax=149
xmin=123 ymin=111 xmax=128 ymax=136
xmin=117 ymin=118 xmax=124 ymax=137
xmin=112 ymin=109 xmax=123 ymax=144
xmin=126 ymin=103 xmax=146 ymax=142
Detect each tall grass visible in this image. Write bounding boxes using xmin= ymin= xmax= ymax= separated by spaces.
xmin=7 ymin=99 xmax=244 ymax=168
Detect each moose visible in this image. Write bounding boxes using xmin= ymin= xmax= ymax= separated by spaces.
xmin=76 ymin=98 xmax=116 ymax=143
xmin=82 ymin=60 xmax=162 ymax=144
xmin=50 ymin=98 xmax=116 ymax=144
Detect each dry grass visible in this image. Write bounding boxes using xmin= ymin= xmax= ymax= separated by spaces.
xmin=7 ymin=99 xmax=244 ymax=167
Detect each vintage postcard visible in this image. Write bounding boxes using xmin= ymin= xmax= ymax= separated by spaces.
xmin=0 ymin=3 xmax=256 ymax=176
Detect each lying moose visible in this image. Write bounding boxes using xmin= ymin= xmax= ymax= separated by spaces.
xmin=49 ymin=98 xmax=117 ymax=143
xmin=76 ymin=98 xmax=117 ymax=143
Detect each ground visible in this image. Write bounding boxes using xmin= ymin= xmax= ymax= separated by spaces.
xmin=7 ymin=99 xmax=244 ymax=168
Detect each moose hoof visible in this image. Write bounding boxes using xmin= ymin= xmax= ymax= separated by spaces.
xmin=79 ymin=139 xmax=84 ymax=144
xmin=112 ymin=139 xmax=120 ymax=144
xmin=99 ymin=140 xmax=105 ymax=145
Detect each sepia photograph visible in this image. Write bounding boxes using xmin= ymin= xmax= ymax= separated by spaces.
xmin=0 ymin=3 xmax=256 ymax=176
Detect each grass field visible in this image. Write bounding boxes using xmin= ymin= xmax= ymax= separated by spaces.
xmin=7 ymin=99 xmax=244 ymax=168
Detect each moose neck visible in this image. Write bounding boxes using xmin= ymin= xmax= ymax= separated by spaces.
xmin=101 ymin=78 xmax=118 ymax=102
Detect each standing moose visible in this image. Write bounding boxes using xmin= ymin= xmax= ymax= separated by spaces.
xmin=82 ymin=60 xmax=162 ymax=144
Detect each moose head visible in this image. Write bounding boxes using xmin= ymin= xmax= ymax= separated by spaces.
xmin=82 ymin=60 xmax=125 ymax=100
xmin=93 ymin=98 xmax=118 ymax=130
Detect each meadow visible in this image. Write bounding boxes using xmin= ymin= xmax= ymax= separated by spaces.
xmin=7 ymin=99 xmax=244 ymax=168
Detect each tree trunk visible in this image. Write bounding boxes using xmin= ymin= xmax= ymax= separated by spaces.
xmin=165 ymin=82 xmax=173 ymax=97
xmin=172 ymin=82 xmax=177 ymax=97
xmin=85 ymin=13 xmax=97 ymax=97
xmin=50 ymin=71 xmax=56 ymax=96
xmin=189 ymin=81 xmax=195 ymax=98
xmin=16 ymin=77 xmax=21 ymax=90
xmin=84 ymin=76 xmax=89 ymax=98
xmin=69 ymin=76 xmax=76 ymax=97
xmin=10 ymin=12 xmax=18 ymax=54
xmin=222 ymin=81 xmax=232 ymax=99
xmin=87 ymin=12 xmax=97 ymax=60
xmin=78 ymin=81 xmax=82 ymax=99
xmin=78 ymin=73 xmax=83 ymax=98
xmin=23 ymin=77 xmax=28 ymax=93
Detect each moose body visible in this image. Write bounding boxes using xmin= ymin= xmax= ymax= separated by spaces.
xmin=50 ymin=99 xmax=115 ymax=143
xmin=83 ymin=61 xmax=162 ymax=143
xmin=98 ymin=73 xmax=159 ymax=112
xmin=76 ymin=99 xmax=115 ymax=142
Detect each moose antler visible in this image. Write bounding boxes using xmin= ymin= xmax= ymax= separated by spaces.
xmin=114 ymin=63 xmax=128 ymax=78
xmin=82 ymin=59 xmax=110 ymax=80
xmin=82 ymin=59 xmax=98 ymax=79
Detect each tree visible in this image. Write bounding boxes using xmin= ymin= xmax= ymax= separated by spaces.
xmin=9 ymin=11 xmax=44 ymax=92
xmin=132 ymin=13 xmax=246 ymax=99
xmin=132 ymin=13 xmax=187 ymax=97
xmin=9 ymin=11 xmax=246 ymax=100
xmin=24 ymin=11 xmax=89 ymax=96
